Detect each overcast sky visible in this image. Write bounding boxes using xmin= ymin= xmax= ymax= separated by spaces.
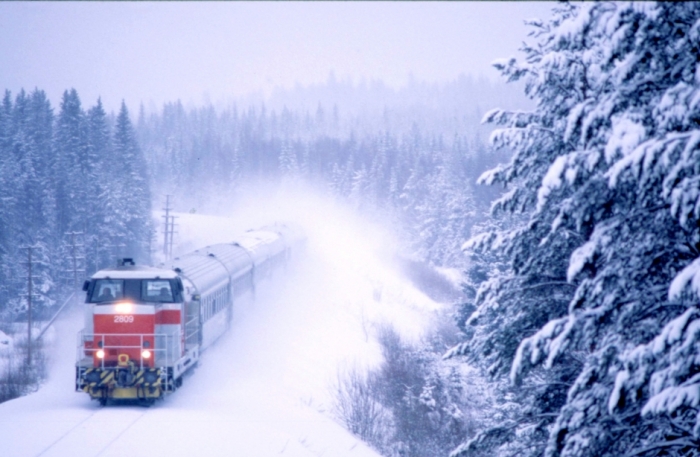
xmin=0 ymin=2 xmax=555 ymax=114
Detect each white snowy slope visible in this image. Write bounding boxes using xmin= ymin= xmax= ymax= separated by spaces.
xmin=0 ymin=190 xmax=443 ymax=457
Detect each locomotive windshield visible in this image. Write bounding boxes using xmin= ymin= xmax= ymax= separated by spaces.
xmin=93 ymin=279 xmax=125 ymax=302
xmin=89 ymin=279 xmax=181 ymax=303
xmin=142 ymin=280 xmax=174 ymax=302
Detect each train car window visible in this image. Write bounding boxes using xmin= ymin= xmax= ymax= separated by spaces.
xmin=90 ymin=280 xmax=124 ymax=303
xmin=142 ymin=280 xmax=174 ymax=303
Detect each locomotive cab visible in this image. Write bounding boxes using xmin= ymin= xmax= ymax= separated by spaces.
xmin=76 ymin=260 xmax=199 ymax=405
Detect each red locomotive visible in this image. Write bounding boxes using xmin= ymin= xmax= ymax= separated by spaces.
xmin=75 ymin=226 xmax=301 ymax=405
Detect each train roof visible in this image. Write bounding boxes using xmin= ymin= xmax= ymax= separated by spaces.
xmin=92 ymin=265 xmax=179 ymax=280
xmin=164 ymin=244 xmax=251 ymax=293
xmin=157 ymin=224 xmax=303 ymax=294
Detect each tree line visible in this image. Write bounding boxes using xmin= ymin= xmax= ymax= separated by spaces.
xmin=0 ymin=88 xmax=152 ymax=320
xmin=136 ymin=97 xmax=506 ymax=269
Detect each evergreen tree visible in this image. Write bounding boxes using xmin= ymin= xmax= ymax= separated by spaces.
xmin=4 ymin=90 xmax=57 ymax=316
xmin=54 ymin=89 xmax=86 ymax=236
xmin=111 ymin=101 xmax=152 ymax=263
xmin=452 ymin=3 xmax=700 ymax=456
xmin=0 ymin=91 xmax=14 ymax=310
xmin=279 ymin=139 xmax=299 ymax=177
xmin=85 ymin=98 xmax=113 ymax=271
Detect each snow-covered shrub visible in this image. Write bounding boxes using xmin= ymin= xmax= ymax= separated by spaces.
xmin=335 ymin=323 xmax=482 ymax=457
xmin=0 ymin=327 xmax=47 ymax=404
xmin=332 ymin=365 xmax=392 ymax=451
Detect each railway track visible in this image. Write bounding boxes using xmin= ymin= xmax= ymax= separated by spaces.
xmin=34 ymin=407 xmax=149 ymax=457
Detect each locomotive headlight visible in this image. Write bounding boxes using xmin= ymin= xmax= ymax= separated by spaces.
xmin=115 ymin=302 xmax=133 ymax=314
xmin=141 ymin=350 xmax=151 ymax=359
xmin=96 ymin=349 xmax=105 ymax=359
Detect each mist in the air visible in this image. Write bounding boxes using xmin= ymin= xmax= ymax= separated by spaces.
xmin=0 ymin=2 xmax=553 ymax=113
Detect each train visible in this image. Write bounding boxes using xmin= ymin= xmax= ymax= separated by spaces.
xmin=75 ymin=224 xmax=303 ymax=405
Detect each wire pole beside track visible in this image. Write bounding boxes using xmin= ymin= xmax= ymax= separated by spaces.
xmin=163 ymin=195 xmax=178 ymax=260
xmin=27 ymin=246 xmax=32 ymax=366
xmin=20 ymin=244 xmax=40 ymax=366
xmin=163 ymin=195 xmax=172 ymax=258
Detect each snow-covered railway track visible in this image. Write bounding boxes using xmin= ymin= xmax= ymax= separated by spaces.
xmin=33 ymin=409 xmax=101 ymax=457
xmin=33 ymin=408 xmax=148 ymax=457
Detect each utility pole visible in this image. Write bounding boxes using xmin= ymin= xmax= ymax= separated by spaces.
xmin=20 ymin=244 xmax=40 ymax=366
xmin=27 ymin=246 xmax=32 ymax=366
xmin=162 ymin=196 xmax=178 ymax=260
xmin=64 ymin=231 xmax=85 ymax=298
xmin=163 ymin=195 xmax=172 ymax=258
xmin=168 ymin=214 xmax=178 ymax=259
xmin=63 ymin=231 xmax=85 ymax=310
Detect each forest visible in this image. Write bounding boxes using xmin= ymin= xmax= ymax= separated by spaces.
xmin=2 ymin=2 xmax=700 ymax=457
xmin=134 ymin=74 xmax=520 ymax=269
xmin=0 ymin=90 xmax=151 ymax=319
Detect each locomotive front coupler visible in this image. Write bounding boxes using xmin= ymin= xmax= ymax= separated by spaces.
xmin=114 ymin=356 xmax=139 ymax=387
xmin=116 ymin=366 xmax=135 ymax=387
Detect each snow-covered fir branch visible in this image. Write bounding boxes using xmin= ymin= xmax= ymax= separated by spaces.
xmin=454 ymin=2 xmax=700 ymax=456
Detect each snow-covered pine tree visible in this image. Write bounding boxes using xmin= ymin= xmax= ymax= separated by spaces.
xmin=160 ymin=100 xmax=188 ymax=194
xmin=228 ymin=143 xmax=242 ymax=193
xmin=452 ymin=3 xmax=700 ymax=457
xmin=54 ymin=89 xmax=86 ymax=237
xmin=387 ymin=166 xmax=401 ymax=209
xmin=299 ymin=142 xmax=311 ymax=179
xmin=85 ymin=98 xmax=114 ymax=272
xmin=0 ymin=92 xmax=23 ymax=316
xmin=112 ymin=101 xmax=152 ymax=264
xmin=26 ymin=89 xmax=55 ymax=229
xmin=337 ymin=154 xmax=356 ymax=198
xmin=399 ymin=152 xmax=429 ymax=256
xmin=0 ymin=91 xmax=14 ymax=312
xmin=24 ymin=90 xmax=57 ymax=314
xmin=279 ymin=139 xmax=299 ymax=178
xmin=349 ymin=165 xmax=370 ymax=209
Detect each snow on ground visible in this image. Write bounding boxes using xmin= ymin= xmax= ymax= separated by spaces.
xmin=0 ymin=183 xmax=444 ymax=457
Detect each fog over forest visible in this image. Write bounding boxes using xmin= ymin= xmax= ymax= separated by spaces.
xmin=1 ymin=3 xmax=700 ymax=457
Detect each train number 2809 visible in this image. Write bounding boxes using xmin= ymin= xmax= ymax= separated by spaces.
xmin=114 ymin=315 xmax=134 ymax=323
